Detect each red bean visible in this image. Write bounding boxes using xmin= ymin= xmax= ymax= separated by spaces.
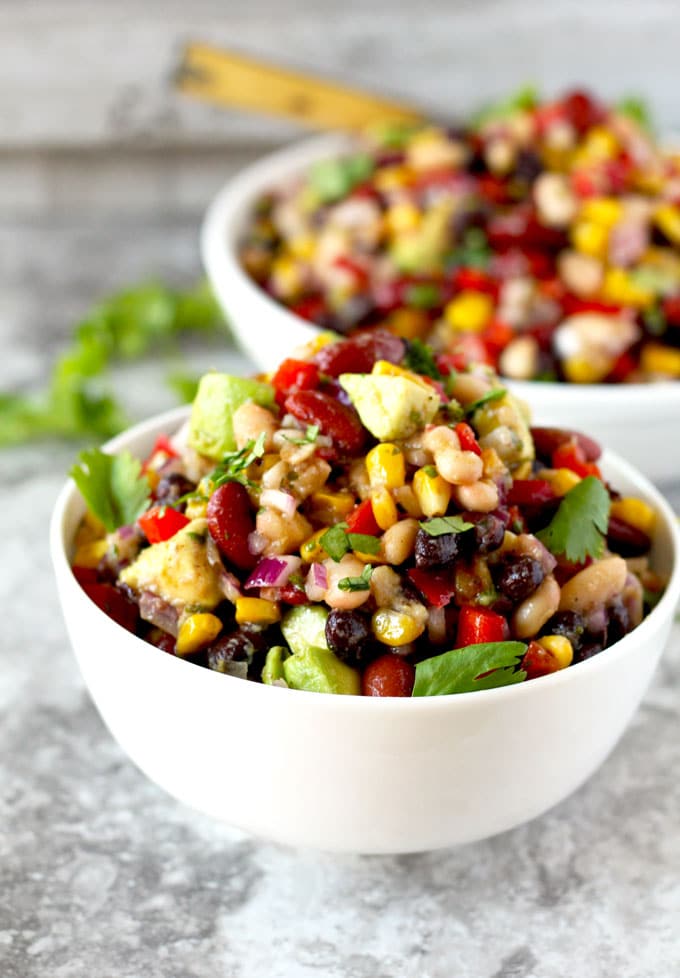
xmin=607 ymin=516 xmax=651 ymax=557
xmin=83 ymin=583 xmax=138 ymax=633
xmin=531 ymin=426 xmax=602 ymax=463
xmin=313 ymin=328 xmax=404 ymax=377
xmin=207 ymin=482 xmax=257 ymax=571
xmin=284 ymin=390 xmax=366 ymax=459
xmin=362 ymin=654 xmax=415 ymax=697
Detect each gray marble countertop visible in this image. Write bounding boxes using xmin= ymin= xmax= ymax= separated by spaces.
xmin=2 ymin=217 xmax=680 ymax=978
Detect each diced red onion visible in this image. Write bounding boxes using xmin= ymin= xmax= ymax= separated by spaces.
xmin=205 ymin=536 xmax=242 ymax=601
xmin=305 ymin=562 xmax=328 ymax=601
xmin=260 ymin=488 xmax=297 ymax=517
xmin=245 ymin=555 xmax=302 ymax=590
xmin=139 ymin=591 xmax=179 ymax=637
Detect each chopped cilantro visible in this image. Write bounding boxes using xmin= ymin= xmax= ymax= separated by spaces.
xmin=320 ymin=523 xmax=381 ymax=561
xmin=465 ymin=387 xmax=507 ymax=416
xmin=419 ymin=515 xmax=474 ymax=536
xmin=70 ymin=447 xmax=151 ymax=533
xmin=209 ymin=433 xmax=267 ymax=489
xmin=412 ymin=641 xmax=527 ymax=696
xmin=537 ymin=476 xmax=611 ymax=563
xmin=404 ymin=339 xmax=442 ymax=380
xmin=404 ymin=283 xmax=442 ymax=310
xmin=337 ymin=565 xmax=373 ymax=592
xmin=283 ymin=424 xmax=320 ymax=446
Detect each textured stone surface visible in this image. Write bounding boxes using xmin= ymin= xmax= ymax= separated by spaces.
xmin=2 ymin=216 xmax=680 ymax=978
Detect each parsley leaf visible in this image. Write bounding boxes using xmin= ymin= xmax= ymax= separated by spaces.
xmin=537 ymin=476 xmax=611 ymax=563
xmin=337 ymin=565 xmax=373 ymax=592
xmin=320 ymin=523 xmax=381 ymax=562
xmin=70 ymin=447 xmax=151 ymax=533
xmin=419 ymin=515 xmax=474 ymax=536
xmin=404 ymin=339 xmax=442 ymax=380
xmin=209 ymin=433 xmax=267 ymax=489
xmin=412 ymin=641 xmax=527 ymax=696
xmin=465 ymin=387 xmax=507 ymax=416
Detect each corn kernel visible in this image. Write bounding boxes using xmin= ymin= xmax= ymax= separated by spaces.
xmin=72 ymin=539 xmax=109 ymax=569
xmin=412 ymin=465 xmax=452 ymax=517
xmin=185 ymin=498 xmax=208 ymax=520
xmin=384 ymin=202 xmax=421 ymax=235
xmin=640 ymin=341 xmax=680 ymax=377
xmin=570 ymin=220 xmax=609 ymax=259
xmin=385 ymin=308 xmax=431 ymax=340
xmin=288 ymin=234 xmax=316 ymax=261
xmin=300 ymin=529 xmax=328 ymax=563
xmin=537 ymin=635 xmax=574 ymax=669
xmin=308 ymin=490 xmax=355 ymax=525
xmin=74 ymin=510 xmax=106 ymax=548
xmin=372 ymin=608 xmax=425 ymax=646
xmin=654 ymin=204 xmax=680 ymax=245
xmin=270 ymin=256 xmax=305 ymax=300
xmin=581 ymin=126 xmax=619 ymax=160
xmin=610 ymin=497 xmax=656 ymax=535
xmin=371 ymin=359 xmax=432 ymax=389
xmin=176 ymin=613 xmax=223 ymax=656
xmin=145 ymin=469 xmax=161 ymax=492
xmin=601 ymin=268 xmax=654 ymax=308
xmin=562 ymin=355 xmax=610 ymax=383
xmin=374 ymin=165 xmax=411 ymax=193
xmin=541 ymin=467 xmax=582 ymax=496
xmin=366 ymin=443 xmax=406 ymax=489
xmin=371 ymin=487 xmax=399 ymax=530
xmin=235 ymin=597 xmax=281 ymax=626
xmin=444 ymin=291 xmax=493 ymax=333
xmin=580 ymin=197 xmax=623 ymax=227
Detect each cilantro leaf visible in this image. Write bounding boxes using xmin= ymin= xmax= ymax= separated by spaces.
xmin=412 ymin=641 xmax=527 ymax=696
xmin=465 ymin=387 xmax=506 ymax=416
xmin=283 ymin=424 xmax=320 ymax=446
xmin=404 ymin=339 xmax=442 ymax=380
xmin=419 ymin=515 xmax=474 ymax=536
xmin=209 ymin=433 xmax=267 ymax=489
xmin=537 ymin=476 xmax=611 ymax=563
xmin=309 ymin=154 xmax=374 ymax=203
xmin=337 ymin=565 xmax=373 ymax=592
xmin=320 ymin=523 xmax=381 ymax=562
xmin=70 ymin=447 xmax=151 ymax=532
xmin=347 ymin=532 xmax=381 ymax=555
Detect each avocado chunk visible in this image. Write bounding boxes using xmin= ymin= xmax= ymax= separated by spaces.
xmin=281 ymin=605 xmax=329 ymax=656
xmin=283 ymin=646 xmax=360 ymax=695
xmin=188 ymin=373 xmax=275 ymax=459
xmin=339 ymin=373 xmax=439 ymax=441
xmin=472 ymin=390 xmax=534 ymax=476
xmin=262 ymin=646 xmax=290 ymax=685
xmin=390 ymin=199 xmax=455 ymax=273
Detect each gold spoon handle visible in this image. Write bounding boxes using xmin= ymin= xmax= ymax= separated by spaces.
xmin=175 ymin=43 xmax=424 ymax=132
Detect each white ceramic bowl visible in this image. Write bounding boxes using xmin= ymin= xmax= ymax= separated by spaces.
xmin=201 ymin=133 xmax=680 ymax=485
xmin=51 ymin=406 xmax=680 ymax=853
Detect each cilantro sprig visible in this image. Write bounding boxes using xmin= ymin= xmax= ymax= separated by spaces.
xmin=209 ymin=433 xmax=267 ymax=490
xmin=337 ymin=565 xmax=373 ymax=592
xmin=70 ymin=447 xmax=151 ymax=533
xmin=412 ymin=641 xmax=527 ymax=696
xmin=404 ymin=339 xmax=442 ymax=380
xmin=537 ymin=476 xmax=611 ymax=563
xmin=320 ymin=523 xmax=381 ymax=562
xmin=465 ymin=387 xmax=507 ymax=416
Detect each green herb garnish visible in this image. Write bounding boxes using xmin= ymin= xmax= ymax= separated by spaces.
xmin=404 ymin=339 xmax=442 ymax=380
xmin=209 ymin=433 xmax=267 ymax=489
xmin=337 ymin=565 xmax=373 ymax=592
xmin=283 ymin=424 xmax=320 ymax=446
xmin=320 ymin=523 xmax=381 ymax=562
xmin=465 ymin=387 xmax=507 ymax=415
xmin=70 ymin=447 xmax=151 ymax=532
xmin=412 ymin=641 xmax=527 ymax=696
xmin=537 ymin=476 xmax=611 ymax=563
xmin=309 ymin=154 xmax=374 ymax=203
xmin=419 ymin=515 xmax=474 ymax=536
xmin=615 ymin=96 xmax=653 ymax=132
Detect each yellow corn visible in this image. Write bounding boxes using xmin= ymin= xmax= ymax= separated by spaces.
xmin=235 ymin=597 xmax=281 ymax=626
xmin=185 ymin=498 xmax=208 ymax=520
xmin=371 ymin=359 xmax=432 ymax=390
xmin=371 ymin=487 xmax=399 ymax=530
xmin=581 ymin=126 xmax=619 ymax=160
xmin=601 ymin=268 xmax=654 ymax=308
xmin=72 ymin=539 xmax=109 ymax=569
xmin=384 ymin=202 xmax=421 ymax=235
xmin=570 ymin=220 xmax=609 ymax=259
xmin=580 ymin=197 xmax=623 ymax=227
xmin=372 ymin=609 xmax=425 ymax=646
xmin=443 ymin=291 xmax=493 ymax=333
xmin=374 ymin=164 xmax=412 ymax=193
xmin=412 ymin=465 xmax=452 ymax=517
xmin=537 ymin=635 xmax=574 ymax=670
xmin=640 ymin=342 xmax=680 ymax=377
xmin=610 ymin=497 xmax=656 ymax=535
xmin=385 ymin=308 xmax=430 ymax=340
xmin=270 ymin=256 xmax=305 ymax=300
xmin=74 ymin=510 xmax=106 ymax=548
xmin=300 ymin=529 xmax=328 ymax=563
xmin=145 ymin=469 xmax=161 ymax=492
xmin=307 ymin=490 xmax=355 ymax=525
xmin=295 ymin=331 xmax=340 ymax=359
xmin=176 ymin=613 xmax=223 ymax=656
xmin=480 ymin=447 xmax=507 ymax=482
xmin=561 ymin=355 xmax=610 ymax=383
xmin=541 ymin=467 xmax=582 ymax=496
xmin=366 ymin=443 xmax=406 ymax=489
xmin=654 ymin=203 xmax=680 ymax=245
xmin=288 ymin=234 xmax=317 ymax=261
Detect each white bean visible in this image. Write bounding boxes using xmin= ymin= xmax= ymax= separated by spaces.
xmin=453 ymin=480 xmax=500 ymax=513
xmin=558 ymin=557 xmax=628 ymax=614
xmin=232 ymin=402 xmax=277 ymax=451
xmin=324 ymin=556 xmax=372 ymax=610
xmin=436 ymin=448 xmax=484 ymax=486
xmin=381 ymin=518 xmax=419 ymax=566
xmin=512 ymin=575 xmax=560 ymax=639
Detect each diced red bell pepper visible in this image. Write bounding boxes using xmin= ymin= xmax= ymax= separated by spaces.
xmin=333 ymin=256 xmax=369 ymax=287
xmin=571 ymin=169 xmax=599 ymax=199
xmin=142 ymin=434 xmax=178 ymax=471
xmin=138 ymin=506 xmax=190 ymax=544
xmin=452 ymin=267 xmax=498 ymax=296
xmin=521 ymin=640 xmax=562 ymax=680
xmin=457 ymin=606 xmax=509 ymax=647
xmin=346 ymin=498 xmax=382 ymax=537
xmin=551 ymin=441 xmax=601 ymax=479
xmin=607 ymin=351 xmax=638 ymax=383
xmin=482 ymin=318 xmax=515 ymax=356
xmin=278 ymin=581 xmax=310 ymax=606
xmin=561 ymin=295 xmax=623 ymax=317
xmin=507 ymin=479 xmax=556 ymax=507
xmin=454 ymin=421 xmax=482 ymax=456
xmin=662 ymin=294 xmax=680 ymax=326
xmin=271 ymin=358 xmax=320 ymax=406
xmin=407 ymin=567 xmax=456 ymax=608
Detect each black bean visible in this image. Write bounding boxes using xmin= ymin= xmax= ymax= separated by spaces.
xmin=492 ymin=553 xmax=545 ymax=603
xmin=542 ymin=610 xmax=586 ymax=651
xmin=461 ymin=512 xmax=506 ymax=555
xmin=207 ymin=630 xmax=259 ymax=672
xmin=572 ymin=641 xmax=603 ymax=664
xmin=155 ymin=473 xmax=195 ymax=509
xmin=325 ymin=610 xmax=373 ymax=667
xmin=414 ymin=527 xmax=462 ymax=569
xmin=514 ymin=148 xmax=543 ymax=184
xmin=605 ymin=600 xmax=630 ymax=647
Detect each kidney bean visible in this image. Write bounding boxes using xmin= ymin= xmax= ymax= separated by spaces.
xmin=325 ymin=609 xmax=373 ymax=666
xmin=530 ymin=426 xmax=602 ymax=463
xmin=83 ymin=583 xmax=138 ymax=633
xmin=362 ymin=654 xmax=415 ymax=697
xmin=313 ymin=328 xmax=405 ymax=377
xmin=207 ymin=482 xmax=257 ymax=571
xmin=607 ymin=516 xmax=651 ymax=557
xmin=284 ymin=390 xmax=366 ymax=459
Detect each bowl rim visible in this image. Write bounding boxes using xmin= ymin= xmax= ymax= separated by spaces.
xmin=201 ymin=130 xmax=680 ymax=408
xmin=51 ymin=404 xmax=680 ymax=714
